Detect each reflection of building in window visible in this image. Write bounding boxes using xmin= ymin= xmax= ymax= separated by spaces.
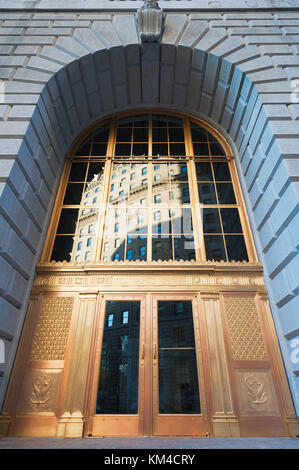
xmin=51 ymin=113 xmax=249 ymax=264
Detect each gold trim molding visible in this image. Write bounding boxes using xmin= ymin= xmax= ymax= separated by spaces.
xmin=34 ymin=261 xmax=265 ymax=291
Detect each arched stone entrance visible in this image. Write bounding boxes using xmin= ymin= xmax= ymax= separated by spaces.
xmin=0 ymin=34 xmax=299 ymax=437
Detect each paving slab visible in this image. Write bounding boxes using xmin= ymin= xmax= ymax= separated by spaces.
xmin=0 ymin=437 xmax=299 ymax=449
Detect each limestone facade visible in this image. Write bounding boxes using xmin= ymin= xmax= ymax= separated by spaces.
xmin=0 ymin=1 xmax=299 ymax=423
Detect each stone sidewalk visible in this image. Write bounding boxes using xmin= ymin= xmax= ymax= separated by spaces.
xmin=0 ymin=437 xmax=299 ymax=449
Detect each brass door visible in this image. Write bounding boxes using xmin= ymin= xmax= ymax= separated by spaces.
xmin=85 ymin=293 xmax=207 ymax=437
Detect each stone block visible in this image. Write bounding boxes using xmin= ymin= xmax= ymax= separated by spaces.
xmin=263 ymin=104 xmax=290 ymax=120
xmin=1 ymin=227 xmax=34 ymax=280
xmin=113 ymin=15 xmax=139 ymax=46
xmin=259 ymin=44 xmax=291 ymax=55
xmin=266 ymin=228 xmax=297 ymax=279
xmin=19 ymin=181 xmax=46 ymax=231
xmin=0 ymin=105 xmax=9 ymax=120
xmin=271 ymin=269 xmax=294 ymax=308
xmin=73 ymin=28 xmax=106 ymax=53
xmin=279 ymin=295 xmax=299 ymax=338
xmin=15 ymin=45 xmax=41 ymax=55
xmin=0 ymin=296 xmax=20 ymax=340
xmin=248 ymin=177 xmax=263 ymax=210
xmin=27 ymin=56 xmax=62 ymax=74
xmin=16 ymin=140 xmax=41 ymax=191
xmin=175 ymin=46 xmax=192 ymax=85
xmin=0 ymin=36 xmax=55 ymax=45
xmin=8 ymin=105 xmax=35 ymax=121
xmin=178 ymin=20 xmax=208 ymax=48
xmin=92 ymin=20 xmax=122 ymax=48
xmin=210 ymin=36 xmax=244 ymax=57
xmin=259 ymin=218 xmax=277 ymax=253
xmin=41 ymin=45 xmax=74 ymax=65
xmin=0 ymin=121 xmax=29 ymax=138
xmin=271 ymin=183 xmax=299 ymax=236
xmin=25 ymin=28 xmax=73 ymax=36
xmin=23 ymin=216 xmax=41 ymax=254
xmin=72 ymin=80 xmax=91 ymax=126
xmin=285 ymin=254 xmax=299 ymax=296
xmin=245 ymin=144 xmax=266 ymax=191
xmin=56 ymin=36 xmax=89 ymax=58
xmin=161 ymin=14 xmax=187 ymax=45
xmin=224 ymin=45 xmax=260 ymax=64
xmin=195 ymin=28 xmax=227 ymax=53
xmin=289 ymin=105 xmax=299 ymax=120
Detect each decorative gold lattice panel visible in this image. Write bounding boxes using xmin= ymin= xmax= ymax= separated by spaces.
xmin=223 ymin=296 xmax=267 ymax=361
xmin=30 ymin=296 xmax=74 ymax=361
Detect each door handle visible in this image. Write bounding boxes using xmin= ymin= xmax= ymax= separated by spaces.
xmin=141 ymin=343 xmax=145 ymax=360
xmin=153 ymin=344 xmax=157 ymax=360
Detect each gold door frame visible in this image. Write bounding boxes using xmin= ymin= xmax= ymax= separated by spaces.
xmin=83 ymin=292 xmax=210 ymax=437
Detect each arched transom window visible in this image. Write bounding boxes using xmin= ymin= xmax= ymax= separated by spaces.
xmin=43 ymin=111 xmax=255 ymax=264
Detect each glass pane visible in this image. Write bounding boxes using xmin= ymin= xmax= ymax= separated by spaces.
xmin=158 ymin=301 xmax=201 ymax=414
xmin=132 ymin=143 xmax=148 ymax=156
xmin=92 ymin=126 xmax=110 ymax=142
xmin=96 ymin=301 xmax=140 ymax=414
xmin=152 ymin=128 xmax=168 ymax=142
xmin=191 ymin=126 xmax=208 ymax=142
xmin=90 ymin=143 xmax=107 ymax=156
xmin=197 ymin=183 xmax=217 ymax=204
xmin=168 ymin=127 xmax=184 ymax=142
xmin=51 ymin=235 xmax=74 ymax=262
xmin=87 ymin=163 xmax=105 ymax=182
xmin=152 ymin=236 xmax=173 ymax=261
xmin=116 ymin=127 xmax=132 ymax=142
xmin=133 ymin=115 xmax=148 ymax=127
xmin=193 ymin=143 xmax=209 ymax=155
xmin=152 ymin=114 xmax=168 ymax=127
xmin=63 ymin=183 xmax=84 ymax=204
xmin=213 ymin=162 xmax=231 ymax=181
xmin=209 ymin=142 xmax=225 ymax=156
xmin=225 ymin=235 xmax=248 ymax=261
xmin=170 ymin=143 xmax=186 ymax=156
xmin=133 ymin=127 xmax=148 ymax=142
xmin=202 ymin=208 xmax=222 ymax=233
xmin=114 ymin=143 xmax=131 ymax=156
xmin=56 ymin=208 xmax=79 ymax=234
xmin=195 ymin=162 xmax=213 ymax=181
xmin=68 ymin=162 xmax=87 ymax=182
xmin=216 ymin=183 xmax=236 ymax=204
xmin=170 ymin=163 xmax=188 ymax=181
xmin=167 ymin=116 xmax=183 ymax=127
xmin=174 ymin=236 xmax=196 ymax=261
xmin=102 ymin=237 xmax=126 ymax=261
xmin=220 ymin=208 xmax=242 ymax=233
xmin=204 ymin=235 xmax=226 ymax=261
xmin=152 ymin=143 xmax=169 ymax=156
xmin=74 ymin=139 xmax=92 ymax=156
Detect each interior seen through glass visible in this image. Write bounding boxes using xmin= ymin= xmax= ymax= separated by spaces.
xmin=158 ymin=300 xmax=201 ymax=414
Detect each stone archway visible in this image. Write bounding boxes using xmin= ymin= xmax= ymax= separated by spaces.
xmin=0 ymin=27 xmax=299 ymax=427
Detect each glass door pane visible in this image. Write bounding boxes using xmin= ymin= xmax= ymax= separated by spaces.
xmin=96 ymin=300 xmax=140 ymax=414
xmin=157 ymin=300 xmax=201 ymax=414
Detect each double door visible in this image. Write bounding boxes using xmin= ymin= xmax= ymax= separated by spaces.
xmin=85 ymin=294 xmax=208 ymax=437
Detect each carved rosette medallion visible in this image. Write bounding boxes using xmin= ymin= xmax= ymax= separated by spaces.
xmin=31 ymin=375 xmax=52 ymax=407
xmin=244 ymin=374 xmax=268 ymax=408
